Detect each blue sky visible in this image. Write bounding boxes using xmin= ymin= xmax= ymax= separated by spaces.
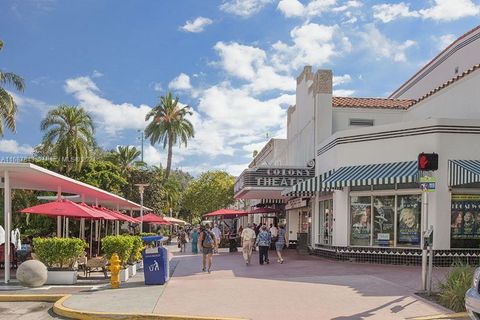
xmin=0 ymin=0 xmax=479 ymax=176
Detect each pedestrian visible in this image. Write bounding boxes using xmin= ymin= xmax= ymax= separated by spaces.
xmin=178 ymin=227 xmax=187 ymax=253
xmin=255 ymin=225 xmax=271 ymax=265
xmin=269 ymin=223 xmax=278 ymax=250
xmin=240 ymin=223 xmax=256 ymax=265
xmin=275 ymin=224 xmax=287 ymax=264
xmin=191 ymin=225 xmax=199 ymax=254
xmin=198 ymin=224 xmax=217 ymax=273
xmin=252 ymin=223 xmax=257 ymax=251
xmin=212 ymin=223 xmax=221 ymax=253
xmin=228 ymin=227 xmax=238 ymax=252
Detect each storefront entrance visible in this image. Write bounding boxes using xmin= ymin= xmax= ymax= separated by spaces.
xmin=319 ymin=199 xmax=333 ymax=245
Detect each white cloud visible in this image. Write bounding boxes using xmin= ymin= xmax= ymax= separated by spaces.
xmin=333 ymin=0 xmax=362 ymax=12
xmin=92 ymin=70 xmax=103 ymax=78
xmin=333 ymin=74 xmax=351 ymax=86
xmin=180 ymin=17 xmax=213 ymax=33
xmin=333 ymin=89 xmax=355 ymax=96
xmin=373 ymin=0 xmax=479 ymax=23
xmin=180 ymin=162 xmax=251 ymax=176
xmin=419 ymin=0 xmax=480 ymax=21
xmin=153 ymin=82 xmax=163 ymax=92
xmin=64 ymin=76 xmax=152 ymax=135
xmin=0 ymin=139 xmax=34 ymax=154
xmin=168 ymin=73 xmax=192 ymax=91
xmin=9 ymin=91 xmax=53 ymax=116
xmin=360 ymin=24 xmax=416 ymax=62
xmin=373 ymin=2 xmax=420 ymax=23
xmin=433 ymin=34 xmax=456 ymax=50
xmin=277 ymin=0 xmax=337 ymax=18
xmin=220 ymin=0 xmax=273 ymax=17
xmin=272 ymin=23 xmax=349 ymax=71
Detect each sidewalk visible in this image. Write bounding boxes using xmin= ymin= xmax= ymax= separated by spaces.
xmin=0 ymin=244 xmax=464 ymax=319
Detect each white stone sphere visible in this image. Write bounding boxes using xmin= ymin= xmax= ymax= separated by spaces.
xmin=16 ymin=260 xmax=48 ymax=287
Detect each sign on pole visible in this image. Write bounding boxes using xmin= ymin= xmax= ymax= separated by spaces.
xmin=420 ymin=176 xmax=436 ymax=192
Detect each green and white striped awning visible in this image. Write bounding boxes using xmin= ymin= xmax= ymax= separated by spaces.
xmin=322 ymin=161 xmax=418 ymax=189
xmin=448 ymin=160 xmax=480 ymax=186
xmin=260 ymin=199 xmax=286 ymax=205
xmin=281 ymin=170 xmax=334 ymax=196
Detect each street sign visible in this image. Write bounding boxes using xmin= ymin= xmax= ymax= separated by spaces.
xmin=420 ymin=176 xmax=436 ymax=192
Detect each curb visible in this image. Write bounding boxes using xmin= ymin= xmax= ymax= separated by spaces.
xmin=0 ymin=294 xmax=248 ymax=320
xmin=407 ymin=312 xmax=469 ymax=319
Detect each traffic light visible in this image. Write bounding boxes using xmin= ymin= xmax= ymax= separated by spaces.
xmin=418 ymin=153 xmax=438 ymax=171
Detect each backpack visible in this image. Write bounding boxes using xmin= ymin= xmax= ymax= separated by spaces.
xmin=202 ymin=230 xmax=214 ymax=248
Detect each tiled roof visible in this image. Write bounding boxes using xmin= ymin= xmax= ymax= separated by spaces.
xmin=334 ymin=63 xmax=480 ymax=110
xmin=332 ymin=97 xmax=414 ymax=110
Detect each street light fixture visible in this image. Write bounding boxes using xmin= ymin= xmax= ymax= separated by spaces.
xmin=135 ymin=183 xmax=149 ymax=232
xmin=137 ymin=129 xmax=145 ymax=163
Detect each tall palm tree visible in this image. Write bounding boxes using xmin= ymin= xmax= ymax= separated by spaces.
xmin=40 ymin=105 xmax=95 ymax=173
xmin=0 ymin=40 xmax=25 ymax=136
xmin=145 ymin=92 xmax=194 ymax=180
xmin=115 ymin=145 xmax=142 ymax=173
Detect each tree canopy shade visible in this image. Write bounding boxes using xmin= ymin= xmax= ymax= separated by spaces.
xmin=181 ymin=171 xmax=235 ymax=223
xmin=40 ymin=105 xmax=95 ymax=173
xmin=0 ymin=40 xmax=25 ymax=136
xmin=145 ymin=92 xmax=194 ymax=181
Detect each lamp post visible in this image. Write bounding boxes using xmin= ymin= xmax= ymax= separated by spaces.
xmin=137 ymin=130 xmax=144 ymax=163
xmin=135 ymin=183 xmax=149 ymax=232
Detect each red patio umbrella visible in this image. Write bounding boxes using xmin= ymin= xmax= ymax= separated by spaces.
xmin=96 ymin=207 xmax=140 ymax=224
xmin=77 ymin=203 xmax=116 ymax=221
xmin=203 ymin=209 xmax=248 ymax=218
xmin=19 ymin=199 xmax=104 ymax=219
xmin=142 ymin=213 xmax=171 ymax=225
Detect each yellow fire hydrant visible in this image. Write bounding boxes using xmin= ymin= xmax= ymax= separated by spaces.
xmin=109 ymin=253 xmax=121 ymax=289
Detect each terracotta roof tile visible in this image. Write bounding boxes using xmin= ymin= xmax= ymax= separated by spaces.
xmin=332 ymin=97 xmax=414 ymax=110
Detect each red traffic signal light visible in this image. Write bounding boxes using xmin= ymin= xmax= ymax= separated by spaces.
xmin=418 ymin=153 xmax=438 ymax=171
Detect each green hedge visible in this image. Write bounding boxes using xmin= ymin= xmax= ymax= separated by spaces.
xmin=33 ymin=237 xmax=87 ymax=270
xmin=101 ymin=235 xmax=134 ymax=267
xmin=129 ymin=236 xmax=143 ymax=264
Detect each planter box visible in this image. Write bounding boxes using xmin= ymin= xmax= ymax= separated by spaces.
xmin=128 ymin=264 xmax=136 ymax=277
xmin=46 ymin=270 xmax=78 ymax=285
xmin=120 ymin=268 xmax=129 ymax=282
xmin=136 ymin=260 xmax=143 ymax=270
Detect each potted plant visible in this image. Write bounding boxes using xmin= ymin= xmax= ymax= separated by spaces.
xmin=33 ymin=237 xmax=86 ymax=285
xmin=102 ymin=235 xmax=134 ymax=282
xmin=128 ymin=236 xmax=143 ymax=277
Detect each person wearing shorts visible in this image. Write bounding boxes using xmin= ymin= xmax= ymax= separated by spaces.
xmin=275 ymin=225 xmax=287 ymax=264
xmin=198 ymin=224 xmax=217 ymax=273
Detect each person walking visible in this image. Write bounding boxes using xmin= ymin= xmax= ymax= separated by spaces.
xmin=191 ymin=226 xmax=199 ymax=254
xmin=198 ymin=224 xmax=217 ymax=273
xmin=276 ymin=224 xmax=287 ymax=264
xmin=240 ymin=223 xmax=256 ymax=265
xmin=255 ymin=225 xmax=271 ymax=265
xmin=212 ymin=223 xmax=221 ymax=253
xmin=178 ymin=227 xmax=188 ymax=253
xmin=269 ymin=223 xmax=278 ymax=250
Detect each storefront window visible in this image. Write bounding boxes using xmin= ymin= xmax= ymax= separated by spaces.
xmin=397 ymin=195 xmax=421 ymax=247
xmin=451 ymin=195 xmax=480 ymax=248
xmin=350 ymin=196 xmax=372 ymax=246
xmin=373 ymin=196 xmax=395 ymax=246
xmin=319 ymin=199 xmax=333 ymax=245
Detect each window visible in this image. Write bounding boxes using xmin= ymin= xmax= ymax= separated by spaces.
xmin=397 ymin=195 xmax=421 ymax=247
xmin=373 ymin=196 xmax=395 ymax=247
xmin=349 ymin=119 xmax=374 ymax=126
xmin=451 ymin=194 xmax=480 ymax=248
xmin=350 ymin=196 xmax=372 ymax=246
xmin=318 ymin=199 xmax=333 ymax=245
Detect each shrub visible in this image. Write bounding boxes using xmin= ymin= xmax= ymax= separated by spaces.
xmin=129 ymin=236 xmax=143 ymax=264
xmin=101 ymin=235 xmax=134 ymax=268
xmin=33 ymin=237 xmax=86 ymax=270
xmin=438 ymin=262 xmax=474 ymax=312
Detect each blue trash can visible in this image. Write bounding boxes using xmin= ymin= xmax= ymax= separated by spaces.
xmin=141 ymin=236 xmax=169 ymax=285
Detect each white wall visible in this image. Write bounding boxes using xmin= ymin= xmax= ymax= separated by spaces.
xmin=333 ymin=108 xmax=405 ymax=133
xmin=287 ymin=209 xmax=300 ymax=241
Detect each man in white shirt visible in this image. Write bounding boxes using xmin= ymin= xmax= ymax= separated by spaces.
xmin=241 ymin=223 xmax=256 ymax=265
xmin=211 ymin=224 xmax=221 ymax=253
xmin=270 ymin=223 xmax=278 ymax=249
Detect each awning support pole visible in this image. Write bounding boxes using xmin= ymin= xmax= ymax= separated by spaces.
xmin=4 ymin=170 xmax=11 ymax=283
xmin=57 ymin=187 xmax=62 ymax=237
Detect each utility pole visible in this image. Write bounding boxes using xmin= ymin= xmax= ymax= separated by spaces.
xmin=137 ymin=129 xmax=144 ymax=163
xmin=135 ymin=183 xmax=149 ymax=232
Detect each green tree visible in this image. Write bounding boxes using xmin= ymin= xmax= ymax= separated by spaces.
xmin=113 ymin=145 xmax=142 ymax=173
xmin=181 ymin=171 xmax=235 ymax=222
xmin=0 ymin=40 xmax=25 ymax=136
xmin=40 ymin=105 xmax=95 ymax=173
xmin=145 ymin=92 xmax=194 ymax=181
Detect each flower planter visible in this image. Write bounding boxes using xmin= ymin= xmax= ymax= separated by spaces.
xmin=120 ymin=268 xmax=129 ymax=282
xmin=128 ymin=264 xmax=137 ymax=277
xmin=46 ymin=270 xmax=78 ymax=285
xmin=136 ymin=260 xmax=143 ymax=270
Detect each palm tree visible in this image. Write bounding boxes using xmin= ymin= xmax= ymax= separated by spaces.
xmin=115 ymin=145 xmax=142 ymax=173
xmin=0 ymin=40 xmax=25 ymax=136
xmin=145 ymin=92 xmax=194 ymax=180
xmin=40 ymin=105 xmax=95 ymax=173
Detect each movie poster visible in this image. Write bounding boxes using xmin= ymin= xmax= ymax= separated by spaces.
xmin=451 ymin=195 xmax=480 ymax=248
xmin=350 ymin=196 xmax=371 ymax=246
xmin=397 ymin=195 xmax=421 ymax=246
xmin=373 ymin=196 xmax=395 ymax=246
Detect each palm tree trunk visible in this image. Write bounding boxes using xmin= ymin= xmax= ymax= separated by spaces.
xmin=165 ymin=134 xmax=173 ymax=181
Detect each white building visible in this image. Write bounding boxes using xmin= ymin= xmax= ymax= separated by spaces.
xmin=235 ymin=25 xmax=480 ymax=264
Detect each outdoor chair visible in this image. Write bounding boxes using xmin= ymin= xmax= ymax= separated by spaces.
xmin=85 ymin=256 xmax=108 ymax=279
